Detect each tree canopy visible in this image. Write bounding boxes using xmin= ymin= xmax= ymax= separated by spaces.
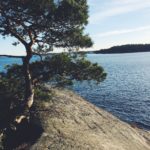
xmin=0 ymin=0 xmax=92 ymax=52
xmin=0 ymin=0 xmax=94 ymax=115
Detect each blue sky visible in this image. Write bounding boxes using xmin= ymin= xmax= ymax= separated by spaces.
xmin=1 ymin=0 xmax=150 ymax=55
xmin=87 ymin=0 xmax=150 ymax=50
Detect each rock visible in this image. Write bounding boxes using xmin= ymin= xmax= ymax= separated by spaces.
xmin=30 ymin=88 xmax=150 ymax=150
xmin=0 ymin=133 xmax=4 ymax=150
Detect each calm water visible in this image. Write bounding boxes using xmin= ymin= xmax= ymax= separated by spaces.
xmin=0 ymin=52 xmax=150 ymax=130
xmin=73 ymin=52 xmax=150 ymax=130
xmin=0 ymin=57 xmax=22 ymax=71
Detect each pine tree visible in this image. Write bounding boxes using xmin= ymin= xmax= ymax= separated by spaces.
xmin=0 ymin=0 xmax=93 ymax=122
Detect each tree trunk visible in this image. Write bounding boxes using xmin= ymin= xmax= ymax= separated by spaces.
xmin=15 ymin=46 xmax=34 ymax=123
xmin=23 ymin=55 xmax=34 ymax=109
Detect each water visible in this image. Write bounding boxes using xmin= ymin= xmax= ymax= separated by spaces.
xmin=0 ymin=52 xmax=150 ymax=130
xmin=73 ymin=52 xmax=150 ymax=130
xmin=0 ymin=55 xmax=39 ymax=71
xmin=0 ymin=57 xmax=22 ymax=71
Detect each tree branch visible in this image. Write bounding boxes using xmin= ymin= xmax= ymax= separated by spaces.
xmin=32 ymin=52 xmax=43 ymax=61
xmin=6 ymin=19 xmax=27 ymax=47
xmin=9 ymin=28 xmax=27 ymax=47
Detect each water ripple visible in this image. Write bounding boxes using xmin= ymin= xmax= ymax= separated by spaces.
xmin=73 ymin=52 xmax=150 ymax=130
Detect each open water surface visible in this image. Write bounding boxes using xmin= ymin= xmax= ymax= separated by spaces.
xmin=73 ymin=52 xmax=150 ymax=130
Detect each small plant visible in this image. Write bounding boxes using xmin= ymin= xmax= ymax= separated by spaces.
xmin=35 ymin=85 xmax=53 ymax=102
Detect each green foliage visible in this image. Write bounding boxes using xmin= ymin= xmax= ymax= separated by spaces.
xmin=0 ymin=0 xmax=92 ymax=52
xmin=34 ymin=85 xmax=53 ymax=102
xmin=0 ymin=53 xmax=106 ymax=110
xmin=2 ymin=54 xmax=106 ymax=87
xmin=34 ymin=53 xmax=107 ymax=85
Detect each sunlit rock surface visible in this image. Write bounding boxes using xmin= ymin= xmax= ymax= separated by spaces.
xmin=31 ymin=88 xmax=150 ymax=150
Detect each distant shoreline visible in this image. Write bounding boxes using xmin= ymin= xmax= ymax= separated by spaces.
xmin=93 ymin=50 xmax=150 ymax=54
xmin=90 ymin=44 xmax=150 ymax=54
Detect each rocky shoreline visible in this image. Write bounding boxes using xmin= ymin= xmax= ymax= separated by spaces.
xmin=0 ymin=88 xmax=150 ymax=150
xmin=30 ymin=88 xmax=150 ymax=150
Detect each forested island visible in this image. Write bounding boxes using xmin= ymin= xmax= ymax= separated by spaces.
xmin=93 ymin=44 xmax=150 ymax=54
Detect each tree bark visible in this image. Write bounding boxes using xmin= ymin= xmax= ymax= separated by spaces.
xmin=15 ymin=46 xmax=34 ymax=123
xmin=22 ymin=46 xmax=34 ymax=109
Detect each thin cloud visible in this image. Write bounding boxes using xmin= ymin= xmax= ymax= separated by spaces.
xmin=94 ymin=26 xmax=150 ymax=37
xmin=89 ymin=0 xmax=150 ymax=24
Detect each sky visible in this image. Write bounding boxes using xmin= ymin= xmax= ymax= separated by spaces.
xmin=1 ymin=0 xmax=150 ymax=55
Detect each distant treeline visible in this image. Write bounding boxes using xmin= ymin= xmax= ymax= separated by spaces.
xmin=93 ymin=44 xmax=150 ymax=54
